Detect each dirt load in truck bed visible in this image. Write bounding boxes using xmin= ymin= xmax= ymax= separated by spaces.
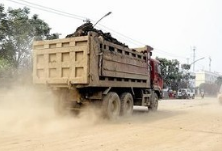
xmin=66 ymin=22 xmax=128 ymax=47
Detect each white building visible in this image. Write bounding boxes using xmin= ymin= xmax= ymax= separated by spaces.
xmin=195 ymin=70 xmax=221 ymax=87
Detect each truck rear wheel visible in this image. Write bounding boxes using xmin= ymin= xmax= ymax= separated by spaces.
xmin=102 ymin=92 xmax=121 ymax=119
xmin=149 ymin=93 xmax=158 ymax=111
xmin=120 ymin=93 xmax=133 ymax=116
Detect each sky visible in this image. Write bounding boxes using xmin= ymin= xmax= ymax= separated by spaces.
xmin=1 ymin=0 xmax=222 ymax=73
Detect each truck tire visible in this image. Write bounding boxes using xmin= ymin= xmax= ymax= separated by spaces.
xmin=120 ymin=93 xmax=133 ymax=116
xmin=102 ymin=92 xmax=121 ymax=119
xmin=149 ymin=93 xmax=158 ymax=111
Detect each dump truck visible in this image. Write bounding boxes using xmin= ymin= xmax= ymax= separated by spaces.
xmin=33 ymin=23 xmax=163 ymax=118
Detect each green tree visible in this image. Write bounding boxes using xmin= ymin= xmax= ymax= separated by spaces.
xmin=181 ymin=64 xmax=191 ymax=70
xmin=156 ymin=57 xmax=195 ymax=90
xmin=0 ymin=58 xmax=11 ymax=78
xmin=0 ymin=4 xmax=59 ymax=69
xmin=156 ymin=57 xmax=180 ymax=90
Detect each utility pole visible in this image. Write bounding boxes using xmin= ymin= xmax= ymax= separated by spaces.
xmin=209 ymin=57 xmax=212 ymax=72
xmin=193 ymin=47 xmax=196 ymax=72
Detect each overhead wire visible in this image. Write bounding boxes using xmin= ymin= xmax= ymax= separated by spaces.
xmin=17 ymin=0 xmax=86 ymax=20
xmin=97 ymin=24 xmax=190 ymax=59
xmin=5 ymin=0 xmax=85 ymax=21
xmin=5 ymin=0 xmax=190 ymax=60
xmin=154 ymin=48 xmax=189 ymax=59
xmin=97 ymin=24 xmax=145 ymax=47
xmin=6 ymin=0 xmax=143 ymax=47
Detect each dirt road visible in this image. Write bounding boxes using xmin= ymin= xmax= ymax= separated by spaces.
xmin=0 ymin=87 xmax=222 ymax=151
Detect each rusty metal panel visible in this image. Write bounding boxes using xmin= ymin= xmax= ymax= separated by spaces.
xmin=33 ymin=37 xmax=89 ymax=86
xmin=86 ymin=36 xmax=151 ymax=88
xmin=101 ymin=48 xmax=148 ymax=81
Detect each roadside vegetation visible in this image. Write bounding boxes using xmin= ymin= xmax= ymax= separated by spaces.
xmin=0 ymin=4 xmax=59 ymax=85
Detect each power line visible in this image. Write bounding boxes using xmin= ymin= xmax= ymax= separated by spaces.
xmin=96 ymin=25 xmax=192 ymax=59
xmin=97 ymin=25 xmax=189 ymax=59
xmin=97 ymin=24 xmax=145 ymax=46
xmin=6 ymin=0 xmax=86 ymax=21
xmin=5 ymin=0 xmax=191 ymax=60
xmin=4 ymin=0 xmax=149 ymax=46
xmin=154 ymin=48 xmax=189 ymax=59
xmin=6 ymin=0 xmax=143 ymax=47
xmin=18 ymin=0 xmax=86 ymax=20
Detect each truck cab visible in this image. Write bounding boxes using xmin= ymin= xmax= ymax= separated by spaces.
xmin=150 ymin=59 xmax=163 ymax=99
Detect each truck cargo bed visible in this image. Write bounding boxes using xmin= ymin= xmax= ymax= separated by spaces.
xmin=33 ymin=33 xmax=151 ymax=88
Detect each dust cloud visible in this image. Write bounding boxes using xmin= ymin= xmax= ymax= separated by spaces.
xmin=0 ymin=86 xmax=104 ymax=134
xmin=0 ymin=85 xmax=181 ymax=135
